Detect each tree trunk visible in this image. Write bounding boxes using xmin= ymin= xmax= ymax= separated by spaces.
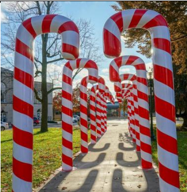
xmin=182 ymin=115 xmax=187 ymax=130
xmin=40 ymin=34 xmax=48 ymax=132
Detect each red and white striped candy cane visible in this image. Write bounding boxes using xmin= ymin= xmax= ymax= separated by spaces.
xmin=99 ymin=93 xmax=105 ymax=135
xmin=104 ymin=10 xmax=179 ymax=190
xmin=80 ymin=76 xmax=89 ymax=153
xmin=96 ymin=92 xmax=102 ymax=138
xmin=90 ymin=84 xmax=98 ymax=144
xmin=62 ymin=58 xmax=98 ymax=171
xmin=120 ymin=74 xmax=141 ymax=152
xmin=13 ymin=14 xmax=79 ymax=192
xmin=110 ymin=56 xmax=153 ymax=168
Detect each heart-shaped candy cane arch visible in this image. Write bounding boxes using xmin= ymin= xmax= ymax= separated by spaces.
xmin=104 ymin=9 xmax=179 ymax=190
xmin=62 ymin=58 xmax=98 ymax=171
xmin=13 ymin=14 xmax=79 ymax=192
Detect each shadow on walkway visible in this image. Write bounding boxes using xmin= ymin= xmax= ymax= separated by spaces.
xmin=89 ymin=143 xmax=110 ymax=152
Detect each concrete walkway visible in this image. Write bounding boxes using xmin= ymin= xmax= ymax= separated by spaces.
xmin=36 ymin=120 xmax=159 ymax=192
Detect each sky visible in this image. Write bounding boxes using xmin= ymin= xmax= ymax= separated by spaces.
xmin=1 ymin=2 xmax=152 ymax=96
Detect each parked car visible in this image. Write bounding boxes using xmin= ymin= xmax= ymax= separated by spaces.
xmin=1 ymin=121 xmax=9 ymax=131
xmin=73 ymin=115 xmax=80 ymax=121
xmin=73 ymin=117 xmax=78 ymax=124
xmin=33 ymin=117 xmax=39 ymax=126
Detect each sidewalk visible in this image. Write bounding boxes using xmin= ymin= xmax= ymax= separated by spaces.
xmin=36 ymin=120 xmax=159 ymax=192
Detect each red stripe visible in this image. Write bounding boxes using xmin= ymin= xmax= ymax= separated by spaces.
xmin=143 ymin=14 xmax=168 ymax=29
xmin=14 ymin=67 xmax=33 ymax=90
xmin=22 ymin=18 xmax=37 ymax=38
xmin=62 ymin=121 xmax=72 ymax=134
xmin=111 ymin=12 xmax=123 ymax=32
xmin=13 ymin=96 xmax=33 ymax=118
xmin=88 ymin=76 xmax=98 ymax=83
xmin=129 ymin=10 xmax=147 ymax=28
xmin=141 ymin=159 xmax=152 ymax=169
xmin=154 ymin=38 xmax=171 ymax=54
xmin=141 ymin=141 xmax=152 ymax=154
xmin=81 ymin=131 xmax=88 ymax=142
xmin=62 ymin=154 xmax=73 ymax=168
xmin=126 ymin=55 xmax=139 ymax=65
xmin=80 ymin=105 xmax=87 ymax=115
xmin=135 ymin=64 xmax=146 ymax=70
xmin=63 ymin=138 xmax=72 ymax=150
xmin=61 ymin=105 xmax=72 ymax=117
xmin=81 ymin=145 xmax=88 ymax=153
xmin=62 ymin=90 xmax=72 ymax=102
xmin=13 ymin=157 xmax=32 ymax=182
xmin=13 ymin=126 xmax=33 ymax=149
xmin=154 ymin=64 xmax=174 ymax=89
xmin=81 ymin=78 xmax=87 ymax=86
xmin=58 ymin=21 xmax=79 ymax=33
xmin=15 ymin=38 xmax=33 ymax=62
xmin=64 ymin=62 xmax=73 ymax=70
xmin=42 ymin=14 xmax=57 ymax=33
xmin=155 ymin=95 xmax=175 ymax=122
xmin=85 ymin=60 xmax=98 ymax=70
xmin=138 ymin=90 xmax=148 ymax=101
xmin=63 ymin=71 xmax=72 ymax=82
xmin=140 ymin=125 xmax=151 ymax=137
xmin=104 ymin=29 xmax=121 ymax=57
xmin=137 ymin=77 xmax=147 ymax=86
xmin=139 ymin=106 xmax=149 ymax=120
xmin=62 ymin=43 xmax=79 ymax=60
xmin=114 ymin=56 xmax=122 ymax=68
xmin=159 ymin=162 xmax=180 ymax=188
xmin=157 ymin=129 xmax=178 ymax=154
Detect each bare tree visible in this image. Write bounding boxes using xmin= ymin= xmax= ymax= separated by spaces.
xmin=1 ymin=1 xmax=102 ymax=132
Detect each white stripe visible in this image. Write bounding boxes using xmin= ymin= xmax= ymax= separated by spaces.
xmin=122 ymin=55 xmax=130 ymax=65
xmin=154 ymin=79 xmax=175 ymax=106
xmin=62 ymin=52 xmax=75 ymax=60
xmin=31 ymin=15 xmax=45 ymax=35
xmin=63 ymin=66 xmax=72 ymax=78
xmin=13 ymin=110 xmax=33 ymax=134
xmin=111 ymin=60 xmax=120 ymax=73
xmin=150 ymin=26 xmax=170 ymax=41
xmin=138 ymin=98 xmax=149 ymax=111
xmin=104 ymin=18 xmax=121 ymax=41
xmin=13 ymin=142 xmax=33 ymax=164
xmin=159 ymin=177 xmax=179 ymax=192
xmin=81 ymin=140 xmax=88 ymax=147
xmin=13 ymin=173 xmax=32 ymax=192
xmin=90 ymin=100 xmax=95 ymax=106
xmin=15 ymin=52 xmax=33 ymax=77
xmin=138 ymin=116 xmax=150 ymax=129
xmin=140 ymin=134 xmax=151 ymax=146
xmin=88 ymin=68 xmax=98 ymax=81
xmin=13 ymin=80 xmax=33 ymax=106
xmin=153 ymin=47 xmax=173 ymax=72
xmin=62 ymin=97 xmax=72 ymax=109
xmin=62 ymin=31 xmax=79 ymax=47
xmin=50 ymin=15 xmax=70 ymax=32
xmin=81 ymin=125 xmax=87 ymax=134
xmin=141 ymin=150 xmax=152 ymax=163
xmin=122 ymin=9 xmax=136 ymax=29
xmin=137 ymin=10 xmax=159 ymax=28
xmin=62 ymin=82 xmax=72 ymax=95
xmin=79 ymin=58 xmax=88 ymax=67
xmin=156 ymin=112 xmax=177 ymax=139
xmin=16 ymin=24 xmax=34 ymax=49
xmin=131 ymin=57 xmax=144 ymax=66
xmin=90 ymin=110 xmax=95 ymax=116
xmin=69 ymin=60 xmax=77 ymax=70
xmin=62 ymin=145 xmax=72 ymax=158
xmin=62 ymin=162 xmax=72 ymax=171
xmin=137 ymin=83 xmax=148 ymax=95
xmin=136 ymin=70 xmax=147 ymax=78
xmin=136 ymin=139 xmax=140 ymax=146
xmin=80 ymin=99 xmax=87 ymax=108
xmin=81 ymin=112 xmax=87 ymax=121
xmin=63 ymin=130 xmax=72 ymax=143
xmin=80 ymin=85 xmax=87 ymax=93
xmin=158 ymin=145 xmax=178 ymax=172
xmin=62 ymin=113 xmax=73 ymax=125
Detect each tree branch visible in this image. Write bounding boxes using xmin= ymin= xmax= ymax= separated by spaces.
xmin=34 ymin=88 xmax=42 ymax=102
xmin=47 ymin=57 xmax=64 ymax=64
xmin=47 ymin=86 xmax=62 ymax=94
xmin=172 ymin=35 xmax=187 ymax=42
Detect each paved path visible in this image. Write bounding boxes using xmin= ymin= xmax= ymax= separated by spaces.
xmin=36 ymin=120 xmax=159 ymax=192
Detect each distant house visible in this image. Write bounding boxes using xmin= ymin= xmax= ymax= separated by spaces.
xmin=1 ymin=67 xmax=53 ymax=124
xmin=107 ymin=101 xmax=121 ymax=117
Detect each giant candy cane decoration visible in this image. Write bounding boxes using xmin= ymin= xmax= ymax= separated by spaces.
xmin=80 ymin=76 xmax=89 ymax=153
xmin=104 ymin=10 xmax=179 ymax=191
xmin=13 ymin=15 xmax=79 ymax=192
xmin=62 ymin=58 xmax=98 ymax=171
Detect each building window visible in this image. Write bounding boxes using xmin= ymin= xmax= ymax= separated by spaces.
xmin=1 ymin=82 xmax=6 ymax=103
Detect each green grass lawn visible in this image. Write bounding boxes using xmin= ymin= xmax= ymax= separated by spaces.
xmin=152 ymin=126 xmax=187 ymax=191
xmin=1 ymin=127 xmax=90 ymax=192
